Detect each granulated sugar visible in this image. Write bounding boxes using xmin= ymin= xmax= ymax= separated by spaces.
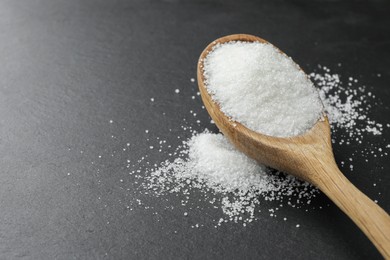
xmin=69 ymin=63 xmax=388 ymax=229
xmin=130 ymin=65 xmax=387 ymax=226
xmin=310 ymin=65 xmax=384 ymax=139
xmin=203 ymin=41 xmax=323 ymax=137
xmin=141 ymin=131 xmax=317 ymax=224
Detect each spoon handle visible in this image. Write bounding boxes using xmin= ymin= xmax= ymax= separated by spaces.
xmin=316 ymin=162 xmax=390 ymax=258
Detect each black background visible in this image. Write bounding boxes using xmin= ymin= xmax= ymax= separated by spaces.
xmin=0 ymin=0 xmax=389 ymax=259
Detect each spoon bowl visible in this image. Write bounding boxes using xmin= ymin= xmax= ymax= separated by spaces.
xmin=197 ymin=34 xmax=390 ymax=258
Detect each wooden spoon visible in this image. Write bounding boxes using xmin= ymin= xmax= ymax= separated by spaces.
xmin=197 ymin=34 xmax=390 ymax=258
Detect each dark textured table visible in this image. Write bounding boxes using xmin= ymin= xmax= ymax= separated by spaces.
xmin=1 ymin=0 xmax=389 ymax=259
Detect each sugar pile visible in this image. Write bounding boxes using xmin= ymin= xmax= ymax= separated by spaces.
xmin=141 ymin=131 xmax=317 ymax=224
xmin=203 ymin=41 xmax=323 ymax=137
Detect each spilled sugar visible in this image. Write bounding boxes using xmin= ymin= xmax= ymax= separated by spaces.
xmin=203 ymin=41 xmax=323 ymax=137
xmin=310 ymin=67 xmax=384 ymax=138
xmin=141 ymin=131 xmax=317 ymax=224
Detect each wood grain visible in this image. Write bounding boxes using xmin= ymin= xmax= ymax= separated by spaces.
xmin=197 ymin=34 xmax=390 ymax=258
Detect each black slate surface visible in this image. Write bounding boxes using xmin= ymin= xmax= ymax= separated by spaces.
xmin=0 ymin=0 xmax=389 ymax=259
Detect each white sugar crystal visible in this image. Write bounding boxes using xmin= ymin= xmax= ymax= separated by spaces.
xmin=203 ymin=41 xmax=323 ymax=137
xmin=310 ymin=67 xmax=383 ymax=136
xmin=186 ymin=133 xmax=270 ymax=192
xmin=144 ymin=132 xmax=317 ymax=223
